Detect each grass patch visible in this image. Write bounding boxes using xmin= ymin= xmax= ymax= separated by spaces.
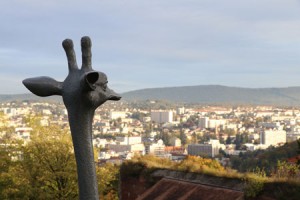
xmin=121 ymin=155 xmax=300 ymax=199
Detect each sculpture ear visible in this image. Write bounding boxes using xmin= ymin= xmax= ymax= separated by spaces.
xmin=23 ymin=76 xmax=63 ymax=97
xmin=85 ymin=72 xmax=99 ymax=90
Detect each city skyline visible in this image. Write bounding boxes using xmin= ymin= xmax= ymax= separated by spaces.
xmin=1 ymin=0 xmax=300 ymax=94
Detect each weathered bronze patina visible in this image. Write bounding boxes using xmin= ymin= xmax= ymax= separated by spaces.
xmin=23 ymin=36 xmax=121 ymax=200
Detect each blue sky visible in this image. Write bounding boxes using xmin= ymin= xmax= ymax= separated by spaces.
xmin=1 ymin=0 xmax=300 ymax=94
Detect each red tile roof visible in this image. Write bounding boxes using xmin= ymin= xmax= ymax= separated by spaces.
xmin=137 ymin=178 xmax=244 ymax=200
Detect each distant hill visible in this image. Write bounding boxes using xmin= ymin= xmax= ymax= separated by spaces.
xmin=3 ymin=85 xmax=300 ymax=106
xmin=0 ymin=94 xmax=62 ymax=103
xmin=122 ymin=85 xmax=300 ymax=106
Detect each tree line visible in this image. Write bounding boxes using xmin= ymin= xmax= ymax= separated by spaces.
xmin=0 ymin=122 xmax=119 ymax=200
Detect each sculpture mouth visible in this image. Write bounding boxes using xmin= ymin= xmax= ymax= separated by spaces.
xmin=106 ymin=87 xmax=121 ymax=101
xmin=108 ymin=95 xmax=121 ymax=101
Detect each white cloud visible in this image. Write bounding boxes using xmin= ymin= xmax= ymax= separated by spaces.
xmin=2 ymin=0 xmax=300 ymax=93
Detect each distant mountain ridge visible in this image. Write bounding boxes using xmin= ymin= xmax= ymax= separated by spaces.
xmin=0 ymin=94 xmax=62 ymax=103
xmin=3 ymin=85 xmax=300 ymax=106
xmin=122 ymin=85 xmax=300 ymax=106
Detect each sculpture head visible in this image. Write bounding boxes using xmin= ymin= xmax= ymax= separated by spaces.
xmin=23 ymin=36 xmax=121 ymax=110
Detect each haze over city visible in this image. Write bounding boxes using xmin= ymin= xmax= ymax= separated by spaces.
xmin=1 ymin=0 xmax=300 ymax=94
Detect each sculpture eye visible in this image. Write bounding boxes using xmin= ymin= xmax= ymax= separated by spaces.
xmin=102 ymin=82 xmax=108 ymax=91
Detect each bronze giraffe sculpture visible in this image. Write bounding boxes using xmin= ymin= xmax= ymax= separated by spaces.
xmin=23 ymin=36 xmax=121 ymax=200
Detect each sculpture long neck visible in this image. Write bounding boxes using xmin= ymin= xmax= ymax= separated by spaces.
xmin=67 ymin=107 xmax=99 ymax=200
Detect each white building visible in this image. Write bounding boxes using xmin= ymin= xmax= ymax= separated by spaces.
xmin=3 ymin=108 xmax=17 ymax=116
xmin=243 ymin=143 xmax=258 ymax=151
xmin=109 ymin=111 xmax=127 ymax=120
xmin=170 ymin=137 xmax=181 ymax=147
xmin=146 ymin=139 xmax=170 ymax=158
xmin=42 ymin=109 xmax=52 ymax=115
xmin=249 ymin=133 xmax=260 ymax=141
xmin=107 ymin=143 xmax=145 ymax=154
xmin=116 ymin=136 xmax=142 ymax=145
xmin=15 ymin=127 xmax=32 ymax=141
xmin=104 ymin=136 xmax=145 ymax=155
xmin=225 ymin=123 xmax=241 ymax=130
xmin=187 ymin=139 xmax=222 ymax=157
xmin=198 ymin=117 xmax=209 ymax=129
xmin=143 ymin=116 xmax=151 ymax=122
xmin=255 ymin=111 xmax=274 ymax=117
xmin=177 ymin=107 xmax=185 ymax=115
xmin=151 ymin=110 xmax=173 ymax=123
xmin=199 ymin=117 xmax=227 ymax=129
xmin=258 ymin=122 xmax=280 ymax=129
xmin=208 ymin=119 xmax=227 ymax=129
xmin=260 ymin=130 xmax=286 ymax=147
xmin=93 ymin=138 xmax=109 ymax=148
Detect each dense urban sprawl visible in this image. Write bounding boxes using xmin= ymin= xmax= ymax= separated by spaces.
xmin=1 ymin=100 xmax=299 ymax=167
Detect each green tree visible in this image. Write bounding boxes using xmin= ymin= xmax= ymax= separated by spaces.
xmin=0 ymin=120 xmax=121 ymax=200
xmin=223 ymin=128 xmax=236 ymax=136
xmin=179 ymin=130 xmax=187 ymax=146
xmin=97 ymin=163 xmax=119 ymax=199
xmin=155 ymin=129 xmax=172 ymax=146
xmin=273 ymin=160 xmax=300 ymax=179
xmin=0 ymin=125 xmax=78 ymax=200
xmin=297 ymin=139 xmax=300 ymax=165
xmin=175 ymin=155 xmax=225 ymax=173
xmin=191 ymin=132 xmax=197 ymax=144
xmin=0 ymin=112 xmax=14 ymax=142
xmin=26 ymin=127 xmax=77 ymax=199
xmin=226 ymin=136 xmax=232 ymax=144
xmin=235 ymin=133 xmax=243 ymax=149
xmin=0 ymin=141 xmax=23 ymax=199
xmin=131 ymin=112 xmax=146 ymax=121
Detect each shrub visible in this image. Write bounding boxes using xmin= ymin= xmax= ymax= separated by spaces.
xmin=243 ymin=167 xmax=266 ymax=199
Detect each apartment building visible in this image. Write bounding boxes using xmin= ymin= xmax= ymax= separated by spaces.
xmin=151 ymin=110 xmax=173 ymax=123
xmin=187 ymin=140 xmax=221 ymax=157
xmin=260 ymin=130 xmax=286 ymax=147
